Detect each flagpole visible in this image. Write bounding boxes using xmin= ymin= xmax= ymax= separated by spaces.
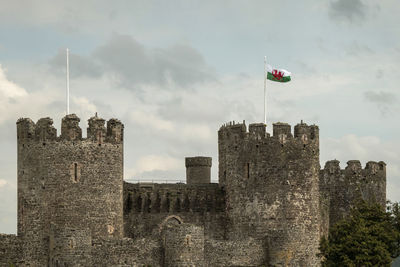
xmin=66 ymin=48 xmax=70 ymax=115
xmin=264 ymin=56 xmax=267 ymax=125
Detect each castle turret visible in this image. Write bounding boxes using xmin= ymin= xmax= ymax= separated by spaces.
xmin=17 ymin=114 xmax=124 ymax=265
xmin=185 ymin=156 xmax=212 ymax=184
xmin=218 ymin=120 xmax=321 ymax=266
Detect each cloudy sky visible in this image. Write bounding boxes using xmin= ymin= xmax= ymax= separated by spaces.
xmin=0 ymin=0 xmax=399 ymax=234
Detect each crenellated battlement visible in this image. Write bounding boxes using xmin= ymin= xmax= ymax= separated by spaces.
xmin=185 ymin=157 xmax=212 ymax=167
xmin=320 ymin=159 xmax=386 ymax=228
xmin=218 ymin=120 xmax=319 ymax=146
xmin=16 ymin=114 xmax=123 ymax=144
xmin=322 ymin=160 xmax=386 ymax=178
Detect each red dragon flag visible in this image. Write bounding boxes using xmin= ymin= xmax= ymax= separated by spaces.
xmin=266 ymin=64 xmax=291 ymax=82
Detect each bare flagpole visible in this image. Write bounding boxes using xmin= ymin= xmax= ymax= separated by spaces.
xmin=66 ymin=48 xmax=70 ymax=115
xmin=264 ymin=56 xmax=267 ymax=125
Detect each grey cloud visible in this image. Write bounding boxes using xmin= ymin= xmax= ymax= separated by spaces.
xmin=364 ymin=91 xmax=397 ymax=115
xmin=375 ymin=69 xmax=384 ymax=80
xmin=329 ymin=0 xmax=367 ymax=23
xmin=49 ymin=50 xmax=103 ymax=78
xmin=364 ymin=91 xmax=396 ymax=105
xmin=49 ymin=34 xmax=216 ymax=90
xmin=345 ymin=41 xmax=374 ymax=56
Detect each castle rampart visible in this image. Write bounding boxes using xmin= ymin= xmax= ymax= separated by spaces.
xmin=0 ymin=114 xmax=387 ymax=267
xmin=123 ymin=182 xmax=227 ymax=239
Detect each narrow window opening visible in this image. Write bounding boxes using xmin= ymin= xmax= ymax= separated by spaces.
xmin=246 ymin=163 xmax=250 ymax=179
xmin=136 ymin=196 xmax=142 ymax=213
xmin=74 ymin=163 xmax=78 ymax=182
xmin=97 ymin=131 xmax=103 ymax=145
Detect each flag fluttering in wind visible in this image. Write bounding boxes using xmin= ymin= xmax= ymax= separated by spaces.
xmin=263 ymin=57 xmax=292 ymax=124
xmin=266 ymin=64 xmax=291 ymax=83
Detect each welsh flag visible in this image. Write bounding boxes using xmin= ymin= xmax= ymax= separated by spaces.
xmin=266 ymin=64 xmax=291 ymax=83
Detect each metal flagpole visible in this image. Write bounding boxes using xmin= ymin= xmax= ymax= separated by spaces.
xmin=264 ymin=56 xmax=267 ymax=125
xmin=66 ymin=48 xmax=70 ymax=115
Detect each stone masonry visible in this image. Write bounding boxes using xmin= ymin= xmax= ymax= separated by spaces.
xmin=0 ymin=115 xmax=386 ymax=266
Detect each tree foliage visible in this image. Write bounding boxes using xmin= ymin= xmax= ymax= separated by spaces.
xmin=319 ymin=200 xmax=400 ymax=267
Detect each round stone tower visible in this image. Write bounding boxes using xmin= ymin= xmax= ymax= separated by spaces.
xmin=218 ymin=121 xmax=321 ymax=266
xmin=185 ymin=156 xmax=212 ymax=184
xmin=17 ymin=114 xmax=124 ymax=265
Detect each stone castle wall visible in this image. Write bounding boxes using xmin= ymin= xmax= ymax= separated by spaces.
xmin=204 ymin=238 xmax=266 ymax=266
xmin=123 ymin=182 xmax=227 ymax=239
xmin=320 ymin=159 xmax=386 ymax=228
xmin=49 ymin=227 xmax=92 ymax=266
xmin=91 ymin=237 xmax=162 ymax=266
xmin=163 ymin=223 xmax=205 ymax=266
xmin=0 ymin=115 xmax=388 ymax=267
xmin=0 ymin=234 xmax=22 ymax=266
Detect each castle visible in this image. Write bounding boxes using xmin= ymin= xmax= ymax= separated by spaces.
xmin=0 ymin=114 xmax=386 ymax=266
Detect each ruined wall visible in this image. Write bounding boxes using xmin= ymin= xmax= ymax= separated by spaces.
xmin=0 ymin=234 xmax=22 ymax=266
xmin=17 ymin=114 xmax=124 ymax=265
xmin=123 ymin=182 xmax=227 ymax=239
xmin=218 ymin=121 xmax=321 ymax=266
xmin=320 ymin=159 xmax=386 ymax=228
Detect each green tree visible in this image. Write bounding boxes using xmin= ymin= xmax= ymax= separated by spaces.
xmin=319 ymin=200 xmax=400 ymax=267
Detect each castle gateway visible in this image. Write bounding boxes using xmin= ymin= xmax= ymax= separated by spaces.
xmin=0 ymin=115 xmax=386 ymax=266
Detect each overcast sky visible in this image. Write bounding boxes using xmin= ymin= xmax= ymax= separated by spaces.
xmin=0 ymin=0 xmax=399 ymax=234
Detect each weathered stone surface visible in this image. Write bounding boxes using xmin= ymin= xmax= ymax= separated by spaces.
xmin=0 ymin=116 xmax=387 ymax=266
xmin=218 ymin=121 xmax=321 ymax=266
xmin=185 ymin=156 xmax=212 ymax=184
xmin=163 ymin=223 xmax=205 ymax=266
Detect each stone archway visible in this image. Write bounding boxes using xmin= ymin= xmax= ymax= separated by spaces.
xmin=158 ymin=215 xmax=183 ymax=233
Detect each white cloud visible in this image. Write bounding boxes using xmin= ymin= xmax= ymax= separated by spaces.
xmin=71 ymin=96 xmax=98 ymax=119
xmin=126 ymin=155 xmax=181 ymax=179
xmin=129 ymin=110 xmax=174 ymax=132
xmin=181 ymin=124 xmax=213 ymax=142
xmin=0 ymin=65 xmax=28 ymax=98
xmin=0 ymin=179 xmax=7 ymax=188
